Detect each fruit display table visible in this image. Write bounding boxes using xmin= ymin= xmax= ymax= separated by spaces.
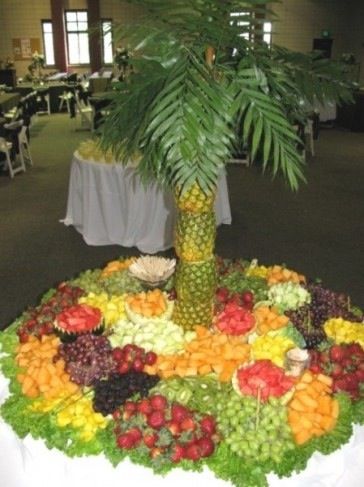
xmin=1 ymin=257 xmax=364 ymax=487
xmin=62 ymin=153 xmax=231 ymax=253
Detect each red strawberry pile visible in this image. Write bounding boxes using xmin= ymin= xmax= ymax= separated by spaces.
xmin=113 ymin=394 xmax=219 ymax=463
xmin=112 ymin=344 xmax=157 ymax=374
xmin=16 ymin=283 xmax=84 ymax=342
xmin=233 ymin=360 xmax=295 ymax=402
xmin=310 ymin=343 xmax=364 ymax=400
xmin=215 ymin=300 xmax=255 ymax=336
xmin=55 ymin=303 xmax=102 ymax=334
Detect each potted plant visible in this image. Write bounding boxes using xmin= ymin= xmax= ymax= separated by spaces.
xmin=100 ymin=0 xmax=353 ymax=330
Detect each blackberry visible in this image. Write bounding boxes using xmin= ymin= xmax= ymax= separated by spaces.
xmin=93 ymin=371 xmax=159 ymax=416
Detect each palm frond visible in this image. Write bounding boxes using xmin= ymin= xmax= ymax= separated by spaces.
xmin=137 ymin=49 xmax=235 ymax=193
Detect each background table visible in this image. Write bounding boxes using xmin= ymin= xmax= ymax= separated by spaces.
xmin=1 ymin=373 xmax=363 ymax=487
xmin=0 ymin=92 xmax=20 ymax=113
xmin=62 ymin=153 xmax=232 ymax=254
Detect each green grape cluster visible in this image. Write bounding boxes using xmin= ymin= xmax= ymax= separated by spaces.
xmin=216 ymin=392 xmax=295 ymax=464
xmin=71 ymin=269 xmax=105 ymax=294
xmin=71 ymin=269 xmax=143 ymax=296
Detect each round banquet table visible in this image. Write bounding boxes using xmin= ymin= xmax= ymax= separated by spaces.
xmin=62 ymin=153 xmax=232 ymax=254
xmin=1 ymin=373 xmax=364 ymax=487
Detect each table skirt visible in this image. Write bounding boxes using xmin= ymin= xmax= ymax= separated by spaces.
xmin=62 ymin=154 xmax=232 ymax=254
xmin=1 ymin=373 xmax=363 ymax=487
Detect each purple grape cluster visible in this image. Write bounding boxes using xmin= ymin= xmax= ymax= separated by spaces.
xmin=93 ymin=372 xmax=160 ymax=416
xmin=57 ymin=334 xmax=116 ymax=386
xmin=286 ymin=282 xmax=362 ymax=349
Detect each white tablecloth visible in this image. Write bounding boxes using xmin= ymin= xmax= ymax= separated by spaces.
xmin=1 ymin=374 xmax=364 ymax=487
xmin=62 ymin=153 xmax=232 ymax=254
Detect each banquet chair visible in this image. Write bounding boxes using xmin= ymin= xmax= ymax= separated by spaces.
xmin=0 ymin=136 xmax=26 ymax=178
xmin=304 ymin=119 xmax=315 ymax=157
xmin=36 ymin=91 xmax=51 ymax=115
xmin=58 ymin=91 xmax=73 ymax=114
xmin=74 ymin=92 xmax=94 ymax=131
xmin=18 ymin=125 xmax=33 ymax=166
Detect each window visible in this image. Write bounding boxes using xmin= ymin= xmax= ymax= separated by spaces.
xmin=263 ymin=22 xmax=272 ymax=45
xmin=65 ymin=10 xmax=90 ymax=65
xmin=230 ymin=11 xmax=252 ymax=40
xmin=41 ymin=21 xmax=55 ymax=65
xmin=101 ymin=20 xmax=113 ymax=64
xmin=230 ymin=8 xmax=272 ymax=45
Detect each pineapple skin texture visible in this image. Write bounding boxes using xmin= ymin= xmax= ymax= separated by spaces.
xmin=173 ymin=184 xmax=217 ymax=330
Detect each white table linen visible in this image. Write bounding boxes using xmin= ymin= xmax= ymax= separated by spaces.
xmin=1 ymin=374 xmax=363 ymax=487
xmin=62 ymin=153 xmax=232 ymax=254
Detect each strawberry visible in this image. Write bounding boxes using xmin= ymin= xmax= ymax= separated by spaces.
xmin=310 ymin=363 xmax=322 ymax=374
xmin=124 ymin=400 xmax=137 ymax=414
xmin=112 ymin=409 xmax=121 ymax=420
xmin=166 ymin=421 xmax=181 ymax=437
xmin=197 ymin=437 xmax=215 ymax=457
xmin=184 ymin=443 xmax=201 ymax=461
xmin=137 ymin=398 xmax=152 ymax=416
xmin=170 ymin=443 xmax=185 ymax=463
xmin=180 ymin=417 xmax=196 ymax=432
xmin=143 ymin=432 xmax=158 ymax=448
xmin=147 ymin=410 xmax=166 ymax=429
xmin=149 ymin=394 xmax=168 ymax=411
xmin=127 ymin=427 xmax=142 ymax=444
xmin=355 ymin=369 xmax=364 ymax=382
xmin=200 ymin=415 xmax=216 ymax=436
xmin=331 ymin=363 xmax=343 ymax=379
xmin=171 ymin=403 xmax=190 ymax=423
xmin=116 ymin=433 xmax=135 ymax=449
xmin=150 ymin=447 xmax=164 ymax=459
xmin=330 ymin=345 xmax=347 ymax=363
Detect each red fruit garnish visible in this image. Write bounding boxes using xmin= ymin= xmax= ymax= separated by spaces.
xmin=145 ymin=351 xmax=157 ymax=365
xmin=116 ymin=433 xmax=135 ymax=449
xmin=310 ymin=364 xmax=322 ymax=374
xmin=112 ymin=347 xmax=124 ymax=362
xmin=184 ymin=443 xmax=201 ymax=461
xmin=132 ymin=358 xmax=145 ymax=372
xmin=124 ymin=401 xmax=137 ymax=414
xmin=118 ymin=362 xmax=130 ymax=374
xmin=216 ymin=287 xmax=230 ymax=304
xmin=329 ymin=345 xmax=347 ymax=363
xmin=137 ymin=398 xmax=152 ymax=416
xmin=216 ymin=301 xmax=255 ymax=336
xmin=197 ymin=437 xmax=215 ymax=457
xmin=171 ymin=403 xmax=190 ymax=423
xmin=241 ymin=290 xmax=254 ymax=304
xmin=143 ymin=432 xmax=158 ymax=448
xmin=149 ymin=394 xmax=168 ymax=411
xmin=180 ymin=417 xmax=196 ymax=432
xmin=147 ymin=410 xmax=166 ymax=429
xmin=150 ymin=447 xmax=164 ymax=459
xmin=331 ymin=364 xmax=343 ymax=379
xmin=200 ymin=415 xmax=216 ymax=436
xmin=235 ymin=360 xmax=294 ymax=402
xmin=127 ymin=427 xmax=142 ymax=443
xmin=166 ymin=420 xmax=181 ymax=437
xmin=112 ymin=409 xmax=121 ymax=420
xmin=170 ymin=443 xmax=185 ymax=463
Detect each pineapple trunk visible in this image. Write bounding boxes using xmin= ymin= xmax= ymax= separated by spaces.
xmin=172 ymin=184 xmax=217 ymax=330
